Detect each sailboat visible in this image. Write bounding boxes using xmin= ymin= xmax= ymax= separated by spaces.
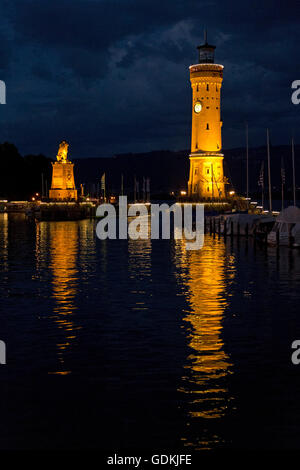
xmin=268 ymin=138 xmax=299 ymax=246
xmin=267 ymin=206 xmax=300 ymax=247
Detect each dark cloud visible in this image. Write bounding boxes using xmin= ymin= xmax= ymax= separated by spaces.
xmin=0 ymin=0 xmax=299 ymax=157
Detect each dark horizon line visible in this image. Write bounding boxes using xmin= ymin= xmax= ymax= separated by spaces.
xmin=73 ymin=143 xmax=300 ymax=160
xmin=1 ymin=140 xmax=299 ymax=160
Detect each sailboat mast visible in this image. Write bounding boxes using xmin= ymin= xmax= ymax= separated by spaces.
xmin=246 ymin=123 xmax=249 ymax=199
xmin=292 ymin=138 xmax=296 ymax=206
xmin=281 ymin=157 xmax=285 ymax=211
xmin=267 ymin=129 xmax=272 ymax=213
xmin=134 ymin=175 xmax=136 ymax=203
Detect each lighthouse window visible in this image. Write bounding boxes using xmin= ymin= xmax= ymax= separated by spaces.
xmin=206 ymin=123 xmax=209 ymax=130
xmin=206 ymin=106 xmax=209 ymax=109
xmin=207 ymin=186 xmax=210 ymax=192
xmin=206 ymin=84 xmax=209 ymax=91
xmin=216 ymin=85 xmax=218 ymax=91
xmin=194 ymin=168 xmax=198 ymax=175
xmin=206 ymin=168 xmax=210 ymax=175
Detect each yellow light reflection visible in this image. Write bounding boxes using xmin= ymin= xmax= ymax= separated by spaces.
xmin=50 ymin=221 xmax=81 ymax=374
xmin=0 ymin=213 xmax=8 ymax=271
xmin=36 ymin=221 xmax=83 ymax=375
xmin=174 ymin=236 xmax=236 ymax=448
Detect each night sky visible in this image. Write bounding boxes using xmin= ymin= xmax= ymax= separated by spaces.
xmin=0 ymin=0 xmax=299 ymax=158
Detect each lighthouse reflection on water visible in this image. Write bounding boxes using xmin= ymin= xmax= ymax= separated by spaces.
xmin=174 ymin=236 xmax=236 ymax=449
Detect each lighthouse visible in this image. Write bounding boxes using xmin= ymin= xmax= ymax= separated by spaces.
xmin=188 ymin=34 xmax=226 ymax=199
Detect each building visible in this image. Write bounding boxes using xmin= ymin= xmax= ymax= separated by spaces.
xmin=49 ymin=141 xmax=77 ymax=201
xmin=188 ymin=35 xmax=226 ymax=199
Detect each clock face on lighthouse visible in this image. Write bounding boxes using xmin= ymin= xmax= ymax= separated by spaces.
xmin=194 ymin=101 xmax=202 ymax=113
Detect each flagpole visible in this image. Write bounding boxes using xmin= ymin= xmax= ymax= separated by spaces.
xmin=146 ymin=177 xmax=150 ymax=202
xmin=121 ymin=173 xmax=124 ymax=196
xmin=258 ymin=160 xmax=264 ymax=210
xmin=292 ymin=138 xmax=296 ymax=206
xmin=246 ymin=122 xmax=249 ymax=199
xmin=41 ymin=173 xmax=44 ymax=198
xmin=267 ymin=129 xmax=272 ymax=213
xmin=262 ymin=162 xmax=264 ymax=210
xmin=101 ymin=173 xmax=106 ymax=202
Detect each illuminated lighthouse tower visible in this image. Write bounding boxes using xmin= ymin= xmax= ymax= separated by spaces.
xmin=188 ymin=34 xmax=226 ymax=199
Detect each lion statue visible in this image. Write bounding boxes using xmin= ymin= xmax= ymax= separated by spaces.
xmin=56 ymin=141 xmax=69 ymax=162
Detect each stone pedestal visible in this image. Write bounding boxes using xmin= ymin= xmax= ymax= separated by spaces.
xmin=49 ymin=161 xmax=77 ymax=201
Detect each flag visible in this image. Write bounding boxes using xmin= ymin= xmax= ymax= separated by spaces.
xmin=258 ymin=161 xmax=264 ymax=187
xmin=101 ymin=173 xmax=105 ymax=190
xmin=281 ymin=157 xmax=286 ymax=185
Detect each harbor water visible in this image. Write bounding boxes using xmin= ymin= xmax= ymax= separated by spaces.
xmin=0 ymin=213 xmax=300 ymax=450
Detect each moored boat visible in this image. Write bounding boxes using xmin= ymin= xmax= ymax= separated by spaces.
xmin=267 ymin=206 xmax=300 ymax=247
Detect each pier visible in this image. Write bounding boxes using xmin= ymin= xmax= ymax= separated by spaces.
xmin=34 ymin=201 xmax=96 ymax=221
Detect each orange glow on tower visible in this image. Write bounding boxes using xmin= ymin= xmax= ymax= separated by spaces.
xmin=188 ymin=35 xmax=226 ymax=199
